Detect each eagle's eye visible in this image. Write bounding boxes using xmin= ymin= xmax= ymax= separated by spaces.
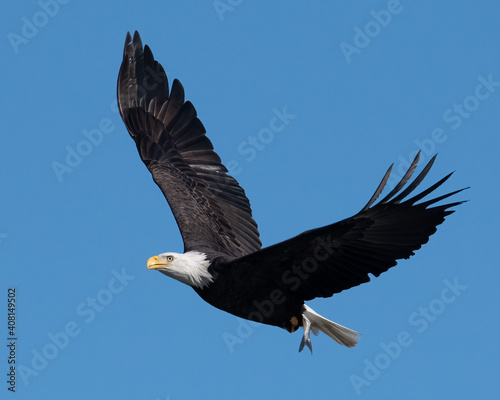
xmin=166 ymin=255 xmax=174 ymax=262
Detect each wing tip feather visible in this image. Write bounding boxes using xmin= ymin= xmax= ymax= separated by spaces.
xmin=361 ymin=153 xmax=466 ymax=214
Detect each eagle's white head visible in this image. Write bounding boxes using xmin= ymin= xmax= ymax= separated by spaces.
xmin=146 ymin=251 xmax=213 ymax=288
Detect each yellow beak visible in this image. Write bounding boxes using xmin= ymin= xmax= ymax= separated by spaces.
xmin=146 ymin=255 xmax=170 ymax=270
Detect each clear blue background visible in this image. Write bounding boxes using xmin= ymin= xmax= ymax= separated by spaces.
xmin=2 ymin=1 xmax=499 ymax=399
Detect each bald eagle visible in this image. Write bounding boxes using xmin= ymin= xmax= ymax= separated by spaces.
xmin=117 ymin=31 xmax=466 ymax=352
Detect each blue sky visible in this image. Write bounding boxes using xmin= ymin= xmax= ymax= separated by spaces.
xmin=2 ymin=1 xmax=499 ymax=399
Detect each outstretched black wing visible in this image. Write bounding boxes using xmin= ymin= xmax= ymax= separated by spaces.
xmin=117 ymin=31 xmax=261 ymax=259
xmin=227 ymin=152 xmax=466 ymax=300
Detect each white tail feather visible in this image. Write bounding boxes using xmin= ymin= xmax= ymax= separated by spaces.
xmin=300 ymin=305 xmax=360 ymax=352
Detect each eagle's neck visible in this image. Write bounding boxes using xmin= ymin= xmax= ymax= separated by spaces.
xmin=164 ymin=251 xmax=213 ymax=289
